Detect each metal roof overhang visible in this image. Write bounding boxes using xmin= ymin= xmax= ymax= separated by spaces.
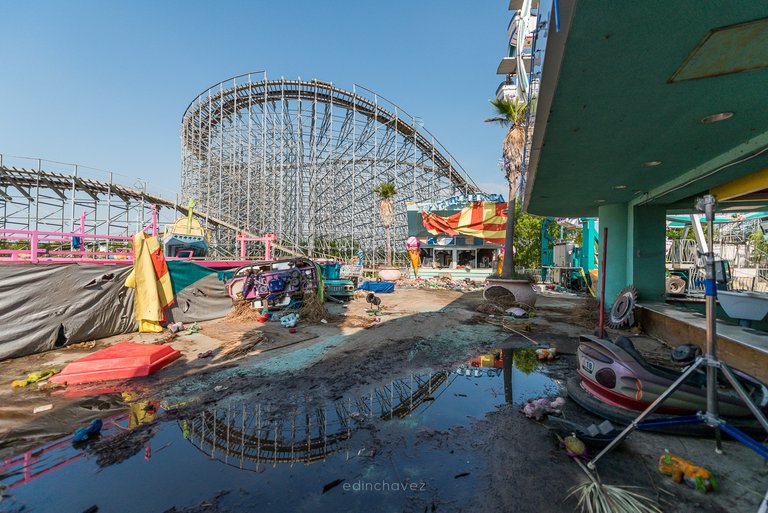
xmin=523 ymin=2 xmax=768 ymax=217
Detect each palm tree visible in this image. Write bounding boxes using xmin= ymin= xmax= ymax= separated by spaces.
xmin=485 ymin=97 xmax=528 ymax=278
xmin=373 ymin=182 xmax=397 ymax=266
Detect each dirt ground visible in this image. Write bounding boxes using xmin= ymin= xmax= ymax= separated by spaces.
xmin=1 ymin=288 xmax=767 ymax=512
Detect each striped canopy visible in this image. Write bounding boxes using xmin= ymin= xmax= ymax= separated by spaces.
xmin=421 ymin=202 xmax=507 ymax=244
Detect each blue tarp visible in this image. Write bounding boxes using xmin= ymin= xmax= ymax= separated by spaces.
xmin=357 ymin=281 xmax=395 ymax=293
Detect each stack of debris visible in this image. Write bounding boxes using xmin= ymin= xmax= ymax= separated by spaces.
xmin=397 ymin=276 xmax=483 ymax=292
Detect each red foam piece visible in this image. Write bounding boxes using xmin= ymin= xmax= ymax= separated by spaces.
xmin=50 ymin=342 xmax=181 ymax=385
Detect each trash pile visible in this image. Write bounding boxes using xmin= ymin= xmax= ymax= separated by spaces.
xmin=397 ymin=275 xmax=483 ymax=292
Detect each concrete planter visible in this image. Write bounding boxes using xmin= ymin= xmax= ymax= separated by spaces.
xmin=484 ymin=278 xmax=537 ymax=307
xmin=378 ymin=267 xmax=402 ymax=282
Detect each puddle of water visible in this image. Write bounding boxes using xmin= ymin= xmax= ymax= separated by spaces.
xmin=1 ymin=349 xmax=563 ymax=513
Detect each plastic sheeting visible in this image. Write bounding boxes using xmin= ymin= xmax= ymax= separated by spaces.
xmin=0 ymin=261 xmax=234 ymax=360
xmin=165 ymin=262 xmax=234 ymax=324
xmin=356 ymin=281 xmax=395 ymax=293
xmin=0 ymin=264 xmax=136 ymax=360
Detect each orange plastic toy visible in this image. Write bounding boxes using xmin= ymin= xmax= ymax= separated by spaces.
xmin=658 ymin=452 xmax=717 ymax=493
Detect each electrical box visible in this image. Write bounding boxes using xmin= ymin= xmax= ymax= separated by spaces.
xmin=553 ymin=241 xmax=575 ymax=267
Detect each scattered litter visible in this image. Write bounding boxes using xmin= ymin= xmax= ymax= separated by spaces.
xmin=521 ymin=397 xmax=565 ymax=420
xmin=454 ymin=472 xmax=470 ymax=479
xmin=37 ymin=380 xmax=66 ymax=391
xmin=280 ymin=313 xmax=300 ymax=328
xmin=288 ymin=328 xmax=297 ymax=334
xmin=73 ymin=419 xmax=103 ymax=443
xmin=658 ymin=451 xmax=716 ymax=492
xmin=197 ymin=350 xmax=214 ymax=359
xmin=213 ymin=385 xmax=229 ymax=392
xmin=506 ymin=306 xmax=528 ymax=318
xmin=320 ymin=319 xmax=328 ymax=324
xmin=66 ymin=340 xmax=97 ymax=350
xmin=398 ymin=276 xmax=483 ymax=292
xmin=12 ymin=368 xmax=59 ymax=388
xmin=168 ymin=321 xmax=185 ymax=334
xmin=33 ymin=404 xmax=53 ymax=414
xmin=322 ymin=479 xmax=344 ymax=494
xmin=185 ymin=322 xmax=202 ymax=334
xmin=221 ymin=332 xmax=268 ymax=360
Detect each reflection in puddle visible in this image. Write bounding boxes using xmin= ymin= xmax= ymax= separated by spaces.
xmin=1 ymin=349 xmax=562 ymax=512
xmin=185 ymin=371 xmax=450 ymax=469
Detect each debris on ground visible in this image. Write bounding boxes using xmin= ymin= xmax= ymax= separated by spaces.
xmin=12 ymin=368 xmax=59 ymax=388
xmin=476 ymin=295 xmax=536 ymax=317
xmin=65 ymin=340 xmax=97 ymax=350
xmin=397 ymin=276 xmax=483 ymax=292
xmin=220 ymin=332 xmax=268 ymax=360
xmin=482 ymin=316 xmax=534 ymax=335
xmin=36 ymin=380 xmax=66 ymax=392
xmin=521 ymin=397 xmax=565 ymax=420
xmin=168 ymin=321 xmax=185 ymax=333
xmin=197 ymin=350 xmax=214 ymax=359
xmin=298 ymin=292 xmax=330 ymax=323
xmin=559 ymin=434 xmax=662 ymax=513
xmin=280 ymin=313 xmax=300 ymax=327
xmin=32 ymin=404 xmax=53 ymax=414
xmin=227 ymin=300 xmax=264 ymax=322
xmin=185 ymin=322 xmax=202 ymax=334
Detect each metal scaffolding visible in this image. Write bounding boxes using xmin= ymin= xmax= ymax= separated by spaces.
xmin=0 ymin=155 xmax=263 ymax=258
xmin=181 ymin=72 xmax=481 ymax=264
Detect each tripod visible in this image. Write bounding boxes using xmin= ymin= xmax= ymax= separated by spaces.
xmin=587 ymin=195 xmax=768 ymax=479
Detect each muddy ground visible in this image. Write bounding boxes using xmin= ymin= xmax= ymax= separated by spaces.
xmin=1 ymin=288 xmax=766 ymax=512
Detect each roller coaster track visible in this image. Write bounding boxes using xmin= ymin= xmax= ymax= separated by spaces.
xmin=182 ymin=77 xmax=479 ymax=192
xmin=0 ymin=165 xmax=303 ymax=256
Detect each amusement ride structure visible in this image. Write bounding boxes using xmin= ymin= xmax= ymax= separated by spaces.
xmin=180 ymin=72 xmax=480 ymax=262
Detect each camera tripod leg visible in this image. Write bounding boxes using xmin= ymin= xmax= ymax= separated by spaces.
xmin=587 ymin=357 xmax=705 ymax=469
xmin=720 ymin=362 xmax=768 ymax=434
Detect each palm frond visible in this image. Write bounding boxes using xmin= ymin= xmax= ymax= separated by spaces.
xmin=486 ymin=98 xmax=528 ymax=127
xmin=566 ymin=482 xmax=662 ymax=513
xmin=373 ymin=182 xmax=397 ymax=199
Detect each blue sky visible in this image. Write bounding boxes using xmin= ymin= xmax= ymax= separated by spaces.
xmin=0 ymin=1 xmax=510 ymax=197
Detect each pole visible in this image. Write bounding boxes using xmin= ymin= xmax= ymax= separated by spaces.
xmin=702 ymin=197 xmax=723 ymax=452
xmin=598 ymin=227 xmax=608 ymax=338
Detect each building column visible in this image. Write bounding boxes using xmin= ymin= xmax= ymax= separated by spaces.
xmin=629 ymin=204 xmax=666 ymax=302
xmin=597 ymin=204 xmax=628 ymax=306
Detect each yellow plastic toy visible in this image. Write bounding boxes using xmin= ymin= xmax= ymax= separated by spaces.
xmin=658 ymin=451 xmax=717 ymax=492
